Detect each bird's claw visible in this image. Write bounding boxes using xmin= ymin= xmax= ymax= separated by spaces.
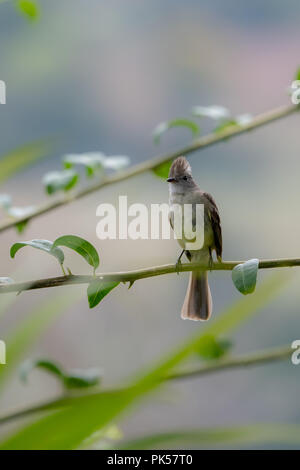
xmin=175 ymin=259 xmax=182 ymax=275
xmin=208 ymin=254 xmax=213 ymax=272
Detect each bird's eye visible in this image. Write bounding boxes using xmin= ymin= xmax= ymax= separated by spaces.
xmin=182 ymin=176 xmax=188 ymax=181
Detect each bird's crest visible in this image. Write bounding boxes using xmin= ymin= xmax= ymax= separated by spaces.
xmin=168 ymin=156 xmax=192 ymax=178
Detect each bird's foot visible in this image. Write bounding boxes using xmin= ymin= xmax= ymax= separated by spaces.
xmin=208 ymin=252 xmax=214 ymax=272
xmin=175 ymin=258 xmax=182 ymax=275
xmin=175 ymin=249 xmax=185 ymax=275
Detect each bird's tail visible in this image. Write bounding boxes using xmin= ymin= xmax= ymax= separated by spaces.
xmin=181 ymin=270 xmax=212 ymax=321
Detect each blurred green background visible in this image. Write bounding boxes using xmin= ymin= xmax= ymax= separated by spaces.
xmin=0 ymin=0 xmax=300 ymax=449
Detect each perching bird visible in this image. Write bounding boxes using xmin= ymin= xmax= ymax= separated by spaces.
xmin=167 ymin=156 xmax=222 ymax=320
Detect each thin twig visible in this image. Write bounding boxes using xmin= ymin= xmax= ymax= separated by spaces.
xmin=0 ymin=103 xmax=298 ymax=234
xmin=167 ymin=345 xmax=292 ymax=380
xmin=0 ymin=257 xmax=299 ymax=295
xmin=0 ymin=345 xmax=292 ymax=425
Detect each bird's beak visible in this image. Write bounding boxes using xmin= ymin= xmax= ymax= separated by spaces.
xmin=167 ymin=177 xmax=177 ymax=183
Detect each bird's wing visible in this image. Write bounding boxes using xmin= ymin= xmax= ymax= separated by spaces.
xmin=202 ymin=191 xmax=222 ymax=260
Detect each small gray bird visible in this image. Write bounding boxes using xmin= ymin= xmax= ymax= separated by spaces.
xmin=167 ymin=156 xmax=222 ymax=320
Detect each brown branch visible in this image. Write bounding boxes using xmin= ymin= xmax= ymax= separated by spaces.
xmin=0 ymin=103 xmax=298 ymax=234
xmin=167 ymin=345 xmax=292 ymax=380
xmin=0 ymin=257 xmax=299 ymax=294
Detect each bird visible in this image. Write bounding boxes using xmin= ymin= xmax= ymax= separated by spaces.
xmin=167 ymin=156 xmax=222 ymax=320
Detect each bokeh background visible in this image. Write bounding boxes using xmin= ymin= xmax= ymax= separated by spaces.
xmin=0 ymin=0 xmax=300 ymax=449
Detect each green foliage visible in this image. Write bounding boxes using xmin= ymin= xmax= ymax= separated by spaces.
xmin=15 ymin=220 xmax=29 ymax=234
xmin=196 ymin=335 xmax=232 ymax=360
xmin=43 ymin=169 xmax=79 ymax=195
xmin=0 ymin=291 xmax=83 ymax=390
xmin=63 ymin=153 xmax=105 ymax=178
xmin=213 ymin=115 xmax=252 ymax=134
xmin=295 ymin=67 xmax=300 ymax=81
xmin=9 ymin=235 xmax=100 ymax=277
xmin=19 ymin=358 xmax=101 ymax=390
xmin=214 ymin=119 xmax=239 ymax=133
xmin=0 ymin=272 xmax=288 ymax=449
xmin=232 ymin=258 xmax=259 ymax=295
xmin=53 ymin=235 xmax=99 ymax=273
xmin=0 ymin=195 xmax=34 ymax=234
xmin=20 ymin=359 xmax=63 ymax=383
xmin=151 ymin=107 xmax=252 ymax=150
xmin=119 ymin=424 xmax=300 ymax=449
xmin=0 ymin=140 xmax=51 ymax=185
xmin=152 ymin=159 xmax=173 ymax=179
xmin=10 ymin=239 xmax=65 ymax=269
xmin=16 ymin=0 xmax=39 ymax=20
xmin=41 ymin=152 xmax=130 ymax=196
xmin=0 ymin=95 xmax=295 ymax=449
xmin=153 ymin=119 xmax=200 ymax=144
xmin=79 ymin=425 xmax=122 ymax=450
xmin=63 ymin=153 xmax=130 ymax=177
xmin=87 ymin=280 xmax=119 ymax=308
xmin=64 ymin=370 xmax=101 ymax=389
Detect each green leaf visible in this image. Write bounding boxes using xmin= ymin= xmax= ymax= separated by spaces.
xmin=0 ymin=272 xmax=288 ymax=450
xmin=295 ymin=67 xmax=300 ymax=81
xmin=152 ymin=159 xmax=172 ymax=179
xmin=232 ymin=258 xmax=259 ymax=295
xmin=153 ymin=119 xmax=199 ymax=144
xmin=63 ymin=153 xmax=130 ymax=177
xmin=42 ymin=170 xmax=79 ymax=195
xmin=87 ymin=280 xmax=119 ymax=308
xmin=214 ymin=115 xmax=252 ymax=133
xmin=196 ymin=335 xmax=232 ymax=360
xmin=16 ymin=0 xmax=39 ymax=20
xmin=19 ymin=359 xmax=64 ymax=383
xmin=214 ymin=119 xmax=238 ymax=133
xmin=53 ymin=235 xmax=99 ymax=272
xmin=7 ymin=206 xmax=34 ymax=234
xmin=10 ymin=239 xmax=65 ymax=267
xmin=64 ymin=369 xmax=101 ymax=389
xmin=15 ymin=220 xmax=29 ymax=234
xmin=0 ymin=140 xmax=51 ymax=185
xmin=19 ymin=359 xmax=101 ymax=390
xmin=0 ymin=277 xmax=14 ymax=285
xmin=192 ymin=105 xmax=230 ymax=120
xmin=0 ymin=196 xmax=34 ymax=234
xmin=63 ymin=153 xmax=105 ymax=178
